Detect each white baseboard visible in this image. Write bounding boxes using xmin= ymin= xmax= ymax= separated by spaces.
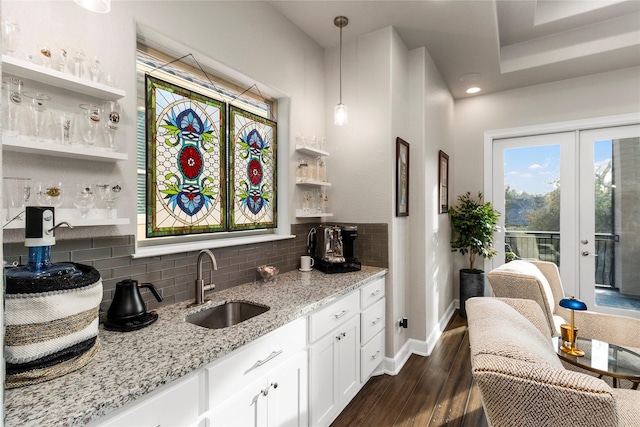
xmin=377 ymin=300 xmax=457 ymax=376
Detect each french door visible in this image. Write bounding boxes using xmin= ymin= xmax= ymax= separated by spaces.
xmin=489 ymin=117 xmax=640 ymax=318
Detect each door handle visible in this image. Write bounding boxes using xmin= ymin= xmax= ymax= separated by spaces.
xmin=582 ymin=251 xmax=590 ymax=256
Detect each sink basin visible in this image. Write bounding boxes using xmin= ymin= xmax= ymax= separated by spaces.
xmin=186 ymin=301 xmax=270 ymax=329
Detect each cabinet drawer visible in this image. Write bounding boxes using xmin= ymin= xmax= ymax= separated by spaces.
xmin=206 ymin=317 xmax=307 ymax=405
xmin=361 ymin=298 xmax=385 ymax=345
xmin=92 ymin=371 xmax=201 ymax=427
xmin=361 ymin=330 xmax=384 ymax=381
xmin=360 ymin=277 xmax=385 ymax=309
xmin=309 ymin=291 xmax=359 ymax=343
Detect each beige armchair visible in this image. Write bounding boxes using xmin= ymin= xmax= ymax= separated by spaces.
xmin=467 ymin=297 xmax=640 ymax=427
xmin=487 ymin=260 xmax=640 ymax=352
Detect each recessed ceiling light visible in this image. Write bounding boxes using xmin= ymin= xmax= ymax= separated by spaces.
xmin=466 ymin=87 xmax=482 ymax=94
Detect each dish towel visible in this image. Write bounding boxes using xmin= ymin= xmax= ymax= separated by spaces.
xmin=4 ymin=263 xmax=102 ymax=389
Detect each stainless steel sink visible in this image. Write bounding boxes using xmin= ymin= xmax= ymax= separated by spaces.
xmin=186 ymin=301 xmax=270 ymax=329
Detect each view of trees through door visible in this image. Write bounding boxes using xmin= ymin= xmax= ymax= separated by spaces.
xmin=491 ymin=123 xmax=640 ymax=317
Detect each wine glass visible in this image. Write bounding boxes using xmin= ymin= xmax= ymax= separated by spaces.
xmin=79 ymin=103 xmax=100 ymax=145
xmin=72 ymin=184 xmax=96 ymax=219
xmin=36 ymin=181 xmax=64 ymax=207
xmin=95 ymin=182 xmax=122 ymax=218
xmin=102 ymin=100 xmax=121 ymax=151
xmin=2 ymin=21 xmax=20 ymax=56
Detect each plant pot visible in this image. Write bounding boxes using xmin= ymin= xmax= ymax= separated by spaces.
xmin=459 ymin=269 xmax=485 ymax=318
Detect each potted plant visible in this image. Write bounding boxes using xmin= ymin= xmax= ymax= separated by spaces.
xmin=449 ymin=192 xmax=500 ymax=318
xmin=505 ymin=251 xmax=516 ymax=263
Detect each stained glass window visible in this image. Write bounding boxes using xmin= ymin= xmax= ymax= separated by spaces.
xmin=229 ymin=106 xmax=277 ymax=230
xmin=146 ymin=76 xmax=226 ymax=237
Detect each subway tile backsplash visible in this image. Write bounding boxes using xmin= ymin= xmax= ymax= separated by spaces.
xmin=3 ymin=223 xmax=388 ymax=319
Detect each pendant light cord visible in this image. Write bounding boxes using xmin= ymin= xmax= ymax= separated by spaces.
xmin=339 ymin=23 xmax=343 ymax=104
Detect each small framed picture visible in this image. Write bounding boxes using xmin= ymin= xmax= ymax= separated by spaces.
xmin=438 ymin=150 xmax=449 ymax=214
xmin=396 ymin=137 xmax=410 ymax=217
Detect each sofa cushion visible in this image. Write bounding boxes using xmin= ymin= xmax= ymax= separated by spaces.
xmin=467 ymin=297 xmax=563 ymax=368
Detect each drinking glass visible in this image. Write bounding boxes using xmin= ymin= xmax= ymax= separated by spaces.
xmin=53 ymin=111 xmax=74 ymax=145
xmin=2 ymin=21 xmax=20 ymax=56
xmin=89 ymin=57 xmax=101 ymax=83
xmin=79 ymin=103 xmax=100 ymax=145
xmin=71 ymin=48 xmax=85 ymax=78
xmin=3 ymin=177 xmax=31 ymax=221
xmin=37 ymin=182 xmax=64 ymax=207
xmin=72 ymin=184 xmax=96 ymax=219
xmin=102 ymin=100 xmax=121 ymax=151
xmin=24 ymin=91 xmax=52 ymax=142
xmin=95 ymin=182 xmax=122 ymax=218
xmin=3 ymin=77 xmax=25 ymax=137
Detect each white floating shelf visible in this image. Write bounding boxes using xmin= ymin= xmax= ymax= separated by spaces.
xmin=295 ymin=178 xmax=332 ymax=187
xmin=2 ymin=55 xmax=126 ymax=101
xmin=296 ymin=209 xmax=334 ymax=218
xmin=3 ymin=136 xmax=128 ymax=162
xmin=295 ymin=145 xmax=329 ymax=157
xmin=3 ymin=208 xmax=129 ymax=230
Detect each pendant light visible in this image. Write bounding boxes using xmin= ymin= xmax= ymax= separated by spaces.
xmin=74 ymin=0 xmax=111 ymax=13
xmin=334 ymin=16 xmax=348 ymax=126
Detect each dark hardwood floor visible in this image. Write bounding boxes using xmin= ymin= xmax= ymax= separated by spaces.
xmin=331 ymin=312 xmax=488 ymax=427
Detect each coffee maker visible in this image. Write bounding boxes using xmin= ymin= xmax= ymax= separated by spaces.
xmin=311 ymin=225 xmax=361 ymax=274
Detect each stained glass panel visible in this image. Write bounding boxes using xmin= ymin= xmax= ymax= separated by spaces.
xmin=145 ymin=76 xmax=225 ymax=237
xmin=229 ymin=106 xmax=277 ymax=230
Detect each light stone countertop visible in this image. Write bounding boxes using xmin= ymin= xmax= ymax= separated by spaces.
xmin=4 ymin=266 xmax=387 ymax=427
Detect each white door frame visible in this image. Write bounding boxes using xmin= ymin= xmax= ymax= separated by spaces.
xmin=484 ymin=113 xmax=640 ymax=296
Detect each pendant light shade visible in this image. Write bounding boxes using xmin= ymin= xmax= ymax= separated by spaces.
xmin=74 ymin=0 xmax=111 ymax=13
xmin=334 ymin=16 xmax=348 ymax=126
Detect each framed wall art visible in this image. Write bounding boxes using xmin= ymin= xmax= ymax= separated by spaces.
xmin=396 ymin=137 xmax=410 ymax=217
xmin=145 ymin=75 xmax=226 ymax=237
xmin=438 ymin=150 xmax=449 ymax=213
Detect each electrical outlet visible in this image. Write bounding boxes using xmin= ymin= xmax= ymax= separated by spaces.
xmin=398 ymin=317 xmax=408 ymax=329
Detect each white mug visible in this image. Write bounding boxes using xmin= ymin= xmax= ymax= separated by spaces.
xmin=301 ymin=255 xmax=315 ymax=271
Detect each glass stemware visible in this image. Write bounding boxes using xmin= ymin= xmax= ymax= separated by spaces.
xmin=36 ymin=181 xmax=64 ymax=207
xmin=71 ymin=48 xmax=85 ymax=78
xmin=2 ymin=21 xmax=20 ymax=56
xmin=3 ymin=177 xmax=31 ymax=221
xmin=72 ymin=184 xmax=96 ymax=219
xmin=24 ymin=91 xmax=52 ymax=142
xmin=79 ymin=103 xmax=100 ymax=145
xmin=4 ymin=77 xmax=25 ymax=137
xmin=95 ymin=182 xmax=122 ymax=218
xmin=102 ymin=100 xmax=121 ymax=151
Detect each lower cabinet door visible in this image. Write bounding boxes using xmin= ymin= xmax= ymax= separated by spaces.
xmin=208 ymin=377 xmax=266 ymax=427
xmin=267 ymin=350 xmax=308 ymax=427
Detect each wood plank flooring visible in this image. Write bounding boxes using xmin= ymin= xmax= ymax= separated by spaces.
xmin=331 ymin=312 xmax=488 ymax=427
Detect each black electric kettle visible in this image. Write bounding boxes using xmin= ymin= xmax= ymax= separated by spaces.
xmin=105 ymin=279 xmax=163 ymax=331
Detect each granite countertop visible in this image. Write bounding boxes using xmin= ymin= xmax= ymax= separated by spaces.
xmin=5 ymin=266 xmax=387 ymax=427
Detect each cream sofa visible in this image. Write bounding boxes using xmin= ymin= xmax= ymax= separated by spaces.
xmin=467 ymin=297 xmax=640 ymax=427
xmin=487 ymin=260 xmax=640 ymax=353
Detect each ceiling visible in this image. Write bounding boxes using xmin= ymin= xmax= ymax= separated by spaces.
xmin=269 ymin=0 xmax=640 ymax=99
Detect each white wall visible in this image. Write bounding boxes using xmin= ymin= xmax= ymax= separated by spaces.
xmin=2 ymin=0 xmax=326 ymax=242
xmin=452 ymin=66 xmax=640 ymax=296
xmin=325 ymin=27 xmax=455 ymax=361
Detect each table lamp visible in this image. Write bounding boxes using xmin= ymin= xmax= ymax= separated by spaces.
xmin=559 ymin=296 xmax=588 ymax=356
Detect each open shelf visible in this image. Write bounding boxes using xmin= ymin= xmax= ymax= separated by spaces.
xmin=2 ymin=55 xmax=126 ymax=101
xmin=3 ymin=135 xmax=128 ymax=162
xmin=295 ymin=209 xmax=333 ymax=218
xmin=3 ymin=208 xmax=130 ymax=230
xmin=295 ymin=178 xmax=332 ymax=187
xmin=295 ymin=145 xmax=329 ymax=157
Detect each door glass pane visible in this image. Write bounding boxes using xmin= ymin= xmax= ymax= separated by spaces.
xmin=504 ymin=145 xmax=561 ymax=266
xmin=594 ymin=137 xmax=640 ymax=311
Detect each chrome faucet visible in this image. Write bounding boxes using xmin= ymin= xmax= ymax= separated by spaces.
xmin=195 ymin=249 xmax=218 ymax=305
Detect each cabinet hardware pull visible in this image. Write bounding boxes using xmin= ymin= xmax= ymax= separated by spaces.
xmin=336 ymin=331 xmax=346 ymax=341
xmin=371 ymin=290 xmax=381 ymax=297
xmin=261 ymin=382 xmax=279 ymax=396
xmin=247 ymin=350 xmax=283 ymax=373
xmin=371 ymin=350 xmax=381 ymax=360
xmin=371 ymin=317 xmax=382 ymax=325
xmin=334 ymin=309 xmax=348 ymax=319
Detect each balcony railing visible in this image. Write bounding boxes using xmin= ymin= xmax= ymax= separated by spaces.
xmin=505 ymin=231 xmax=617 ymax=288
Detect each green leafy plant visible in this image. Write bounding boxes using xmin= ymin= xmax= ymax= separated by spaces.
xmin=449 ymin=192 xmax=500 ymax=272
xmin=505 ymin=251 xmax=516 ymax=263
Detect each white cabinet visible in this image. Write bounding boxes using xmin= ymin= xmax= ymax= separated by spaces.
xmin=209 ymin=350 xmax=308 ymax=427
xmin=207 ymin=318 xmax=308 ymax=427
xmin=308 ymin=291 xmax=362 ymax=427
xmin=88 ymin=370 xmax=203 ymax=427
xmin=359 ymin=278 xmax=386 ymax=382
